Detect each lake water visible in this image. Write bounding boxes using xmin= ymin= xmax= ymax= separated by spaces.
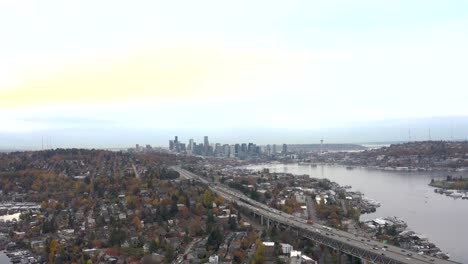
xmin=247 ymin=163 xmax=468 ymax=263
xmin=0 ymin=251 xmax=11 ymax=263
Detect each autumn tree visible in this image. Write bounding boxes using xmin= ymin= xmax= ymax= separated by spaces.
xmin=202 ymin=190 xmax=213 ymax=208
xmin=49 ymin=239 xmax=58 ymax=263
xmin=181 ymin=206 xmax=190 ymax=219
xmin=252 ymin=239 xmax=265 ymax=264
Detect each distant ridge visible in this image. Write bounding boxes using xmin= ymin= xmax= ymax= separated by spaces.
xmin=287 ymin=144 xmax=366 ymax=152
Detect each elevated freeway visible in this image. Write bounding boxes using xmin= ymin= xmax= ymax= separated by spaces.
xmin=173 ymin=167 xmax=458 ymax=264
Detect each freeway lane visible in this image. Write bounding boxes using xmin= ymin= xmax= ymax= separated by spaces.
xmin=173 ymin=167 xmax=459 ymax=264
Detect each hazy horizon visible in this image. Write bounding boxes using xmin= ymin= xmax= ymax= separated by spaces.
xmin=1 ymin=116 xmax=467 ymax=150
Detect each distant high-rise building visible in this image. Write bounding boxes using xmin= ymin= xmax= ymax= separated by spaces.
xmin=174 ymin=136 xmax=179 ymax=143
xmin=235 ymin=144 xmax=240 ymax=154
xmin=203 ymin=136 xmax=210 ymax=155
xmin=169 ymin=140 xmax=174 ymax=150
xmin=223 ymin=144 xmax=230 ymax=157
xmin=215 ymin=143 xmax=222 ymax=155
xmin=272 ymin=144 xmax=277 ymax=154
xmin=179 ymin=143 xmax=186 ymax=151
xmin=136 ymin=144 xmax=140 ymax=152
xmin=206 ymin=145 xmax=213 ymax=156
xmin=282 ymin=144 xmax=287 ymax=154
xmin=241 ymin=143 xmax=247 ymax=152
xmin=248 ymin=143 xmax=254 ymax=153
xmin=229 ymin=145 xmax=236 ymax=158
xmin=188 ymin=139 xmax=194 ymax=150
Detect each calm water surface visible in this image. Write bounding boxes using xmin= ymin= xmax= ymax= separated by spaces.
xmin=0 ymin=251 xmax=11 ymax=263
xmin=247 ymin=163 xmax=468 ymax=263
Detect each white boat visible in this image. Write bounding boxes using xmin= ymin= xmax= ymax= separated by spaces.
xmin=364 ymin=198 xmax=381 ymax=207
xmin=448 ymin=192 xmax=463 ymax=198
xmin=435 ymin=252 xmax=450 ymax=259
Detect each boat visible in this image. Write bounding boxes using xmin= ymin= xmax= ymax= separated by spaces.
xmin=364 ymin=198 xmax=381 ymax=207
xmin=346 ymin=166 xmax=354 ymax=170
xmin=444 ymin=190 xmax=454 ymax=195
xmin=448 ymin=192 xmax=463 ymax=198
xmin=435 ymin=252 xmax=450 ymax=260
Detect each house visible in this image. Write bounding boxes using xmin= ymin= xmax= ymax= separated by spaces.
xmin=280 ymin=243 xmax=293 ymax=255
xmin=13 ymin=231 xmax=26 ymax=239
xmin=30 ymin=240 xmax=45 ymax=253
xmin=208 ymin=255 xmax=219 ymax=264
xmin=262 ymin=241 xmax=275 ymax=258
xmin=83 ymin=248 xmax=97 ymax=257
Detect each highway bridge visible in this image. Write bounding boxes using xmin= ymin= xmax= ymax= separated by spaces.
xmin=173 ymin=167 xmax=459 ymax=264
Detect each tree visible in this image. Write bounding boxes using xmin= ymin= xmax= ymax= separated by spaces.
xmin=49 ymin=239 xmax=58 ymax=263
xmin=181 ymin=206 xmax=190 ymax=219
xmin=132 ymin=216 xmax=142 ymax=230
xmin=250 ymin=190 xmax=260 ymax=201
xmin=202 ymin=190 xmax=213 ymax=208
xmin=109 ymin=228 xmax=127 ymax=246
xmin=214 ymin=196 xmax=224 ymax=206
xmin=206 ymin=226 xmax=223 ymax=251
xmin=233 ymin=250 xmax=245 ymax=264
xmin=206 ymin=210 xmax=215 ymax=233
xmin=241 ymin=237 xmax=249 ymax=250
xmin=165 ymin=244 xmax=175 ymax=263
xmin=252 ymin=239 xmax=265 ymax=264
xmin=149 ymin=239 xmax=159 ymax=253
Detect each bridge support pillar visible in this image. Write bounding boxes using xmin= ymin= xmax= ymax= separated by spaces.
xmin=267 ymin=218 xmax=270 ymax=228
xmin=260 ymin=215 xmax=263 ymax=225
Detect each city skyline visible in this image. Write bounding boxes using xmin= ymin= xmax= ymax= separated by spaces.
xmin=2 ymin=116 xmax=468 ymax=150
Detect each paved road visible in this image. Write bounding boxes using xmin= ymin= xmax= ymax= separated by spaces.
xmin=131 ymin=162 xmax=140 ymax=179
xmin=306 ymin=195 xmax=319 ymax=223
xmin=176 ymin=238 xmax=202 ymax=263
xmin=173 ymin=167 xmax=459 ymax=264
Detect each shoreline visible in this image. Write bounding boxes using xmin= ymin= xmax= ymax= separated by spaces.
xmin=249 ymin=160 xmax=468 ymax=174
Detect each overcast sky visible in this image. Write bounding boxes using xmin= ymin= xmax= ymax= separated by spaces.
xmin=1 ymin=1 xmax=468 ymax=148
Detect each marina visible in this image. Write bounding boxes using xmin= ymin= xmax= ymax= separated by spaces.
xmin=433 ymin=188 xmax=468 ymax=199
